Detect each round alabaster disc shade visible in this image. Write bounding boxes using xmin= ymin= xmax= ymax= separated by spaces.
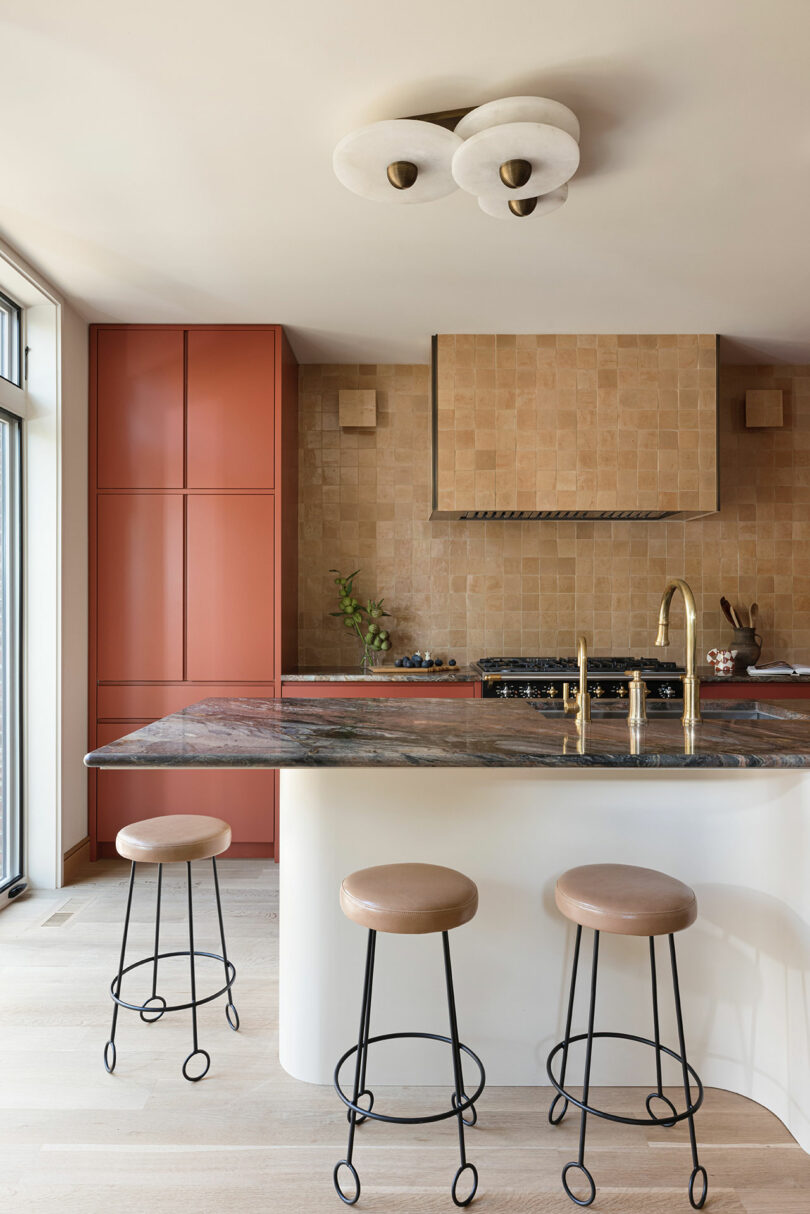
xmin=455 ymin=96 xmax=580 ymax=144
xmin=478 ymin=184 xmax=568 ymax=220
xmin=333 ymin=120 xmax=462 ymax=204
xmin=452 ymin=122 xmax=580 ymax=200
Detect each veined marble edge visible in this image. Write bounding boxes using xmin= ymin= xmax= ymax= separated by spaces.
xmin=84 ymin=695 xmax=810 ymax=771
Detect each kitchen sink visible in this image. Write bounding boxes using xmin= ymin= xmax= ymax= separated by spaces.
xmin=529 ymin=701 xmax=797 ymax=721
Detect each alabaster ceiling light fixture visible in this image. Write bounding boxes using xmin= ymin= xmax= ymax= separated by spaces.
xmin=333 ymin=96 xmax=580 ymax=219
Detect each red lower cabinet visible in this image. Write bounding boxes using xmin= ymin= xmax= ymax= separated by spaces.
xmin=94 ymin=721 xmax=275 ymax=857
xmin=701 ymin=681 xmax=810 ymax=699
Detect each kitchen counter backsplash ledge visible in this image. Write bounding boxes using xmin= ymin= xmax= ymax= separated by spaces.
xmin=281 ymin=665 xmax=480 ymax=682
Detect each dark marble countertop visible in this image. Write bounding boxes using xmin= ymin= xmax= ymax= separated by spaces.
xmin=281 ymin=665 xmax=810 ymax=686
xmin=84 ymin=697 xmax=810 ymax=770
xmin=698 ymin=666 xmax=810 ymax=683
xmin=281 ymin=665 xmax=479 ymax=683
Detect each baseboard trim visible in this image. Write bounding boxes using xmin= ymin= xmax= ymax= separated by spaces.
xmin=62 ymin=837 xmax=91 ymax=884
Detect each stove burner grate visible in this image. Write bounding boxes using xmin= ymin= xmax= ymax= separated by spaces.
xmin=477 ymin=656 xmax=682 ymax=675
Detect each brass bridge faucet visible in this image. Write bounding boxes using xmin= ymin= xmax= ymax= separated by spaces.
xmin=655 ymin=578 xmax=701 ymax=727
xmin=563 ymin=635 xmax=591 ymax=726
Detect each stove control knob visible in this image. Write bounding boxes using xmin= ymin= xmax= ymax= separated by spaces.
xmin=520 ymin=683 xmax=536 ymax=698
xmin=543 ymin=684 xmax=559 ymax=699
xmin=496 ymin=683 xmax=511 ymax=697
xmin=593 ymin=685 xmax=605 ymax=698
xmin=614 ymin=684 xmax=628 ymax=699
xmin=659 ymin=683 xmax=676 ymax=699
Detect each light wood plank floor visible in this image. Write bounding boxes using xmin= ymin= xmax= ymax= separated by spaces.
xmin=1 ymin=859 xmax=808 ymax=1213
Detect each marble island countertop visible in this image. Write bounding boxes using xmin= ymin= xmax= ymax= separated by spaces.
xmin=281 ymin=664 xmax=479 ymax=682
xmin=85 ymin=696 xmax=810 ymax=770
xmin=698 ymin=665 xmax=810 ymax=683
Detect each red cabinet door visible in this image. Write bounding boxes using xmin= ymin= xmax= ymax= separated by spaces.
xmin=96 ymin=329 xmax=184 ymax=488
xmin=186 ymin=494 xmax=275 ymax=681
xmin=95 ymin=723 xmax=275 ymax=847
xmin=97 ymin=494 xmax=184 ymax=681
xmin=186 ymin=330 xmax=275 ymax=488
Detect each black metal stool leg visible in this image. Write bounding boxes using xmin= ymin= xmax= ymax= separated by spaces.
xmin=561 ymin=930 xmax=599 ymax=1208
xmin=645 ymin=935 xmax=677 ymax=1126
xmin=443 ymin=931 xmax=479 ymax=1208
xmin=669 ymin=934 xmax=708 ymax=1209
xmin=348 ymin=928 xmax=376 ymax=1126
xmin=140 ymin=863 xmax=167 ymax=1024
xmin=212 ymin=856 xmax=239 ymax=1031
xmin=550 ymin=923 xmax=582 ymax=1125
xmin=182 ymin=861 xmax=210 ymax=1082
xmin=334 ymin=929 xmax=376 ymax=1205
xmin=104 ymin=861 xmax=136 ymax=1073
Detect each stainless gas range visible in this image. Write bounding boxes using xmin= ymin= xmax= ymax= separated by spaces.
xmin=476 ymin=656 xmax=685 ymax=701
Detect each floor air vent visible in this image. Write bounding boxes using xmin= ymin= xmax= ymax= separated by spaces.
xmin=457 ymin=509 xmax=675 ymax=522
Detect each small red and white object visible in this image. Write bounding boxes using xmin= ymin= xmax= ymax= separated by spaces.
xmin=707 ymin=648 xmax=735 ymax=675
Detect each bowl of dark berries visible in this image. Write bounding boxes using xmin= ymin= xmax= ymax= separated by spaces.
xmin=394 ymin=651 xmax=458 ymax=671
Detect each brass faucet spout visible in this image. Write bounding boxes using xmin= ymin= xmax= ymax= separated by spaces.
xmin=654 ymin=578 xmax=700 ymax=726
xmin=563 ymin=634 xmax=591 ymax=726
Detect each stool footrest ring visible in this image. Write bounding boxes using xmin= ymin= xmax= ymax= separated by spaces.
xmin=547 ymin=1031 xmax=703 ymax=1127
xmin=109 ymin=950 xmax=236 ymax=1015
xmin=335 ymin=1031 xmax=485 ymax=1125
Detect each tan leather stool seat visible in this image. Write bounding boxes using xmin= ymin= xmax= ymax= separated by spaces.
xmin=116 ymin=815 xmax=232 ymax=864
xmin=555 ymin=863 xmax=697 ymax=937
xmin=340 ymin=863 xmax=478 ymax=935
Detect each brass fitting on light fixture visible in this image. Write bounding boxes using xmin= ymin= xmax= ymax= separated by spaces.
xmin=386 ymin=161 xmax=418 ymax=190
xmin=655 ymin=578 xmax=701 ymax=727
xmin=499 ymin=158 xmax=532 ymax=189
xmin=508 ymin=197 xmax=538 ymax=217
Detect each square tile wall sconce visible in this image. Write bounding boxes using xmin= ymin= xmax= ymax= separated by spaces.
xmin=745 ymin=389 xmax=783 ymax=428
xmin=339 ymin=389 xmax=377 ymax=428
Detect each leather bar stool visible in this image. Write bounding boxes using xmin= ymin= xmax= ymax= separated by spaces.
xmin=104 ymin=815 xmax=239 ymax=1082
xmin=333 ymin=862 xmax=485 ymax=1208
xmin=547 ymin=863 xmax=707 ymax=1209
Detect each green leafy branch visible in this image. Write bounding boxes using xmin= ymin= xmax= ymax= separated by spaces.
xmin=329 ymin=569 xmax=392 ymax=660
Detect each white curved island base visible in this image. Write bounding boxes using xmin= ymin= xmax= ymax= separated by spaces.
xmin=279 ymin=766 xmax=810 ymax=1152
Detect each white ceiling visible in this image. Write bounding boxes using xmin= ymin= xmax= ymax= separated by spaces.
xmin=2 ymin=0 xmax=809 ymax=364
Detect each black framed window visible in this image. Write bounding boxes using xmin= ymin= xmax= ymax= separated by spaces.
xmin=0 ymin=291 xmax=22 ymax=388
xmin=0 ymin=407 xmax=22 ymax=897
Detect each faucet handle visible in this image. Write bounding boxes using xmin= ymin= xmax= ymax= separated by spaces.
xmin=626 ymin=670 xmax=648 ymax=726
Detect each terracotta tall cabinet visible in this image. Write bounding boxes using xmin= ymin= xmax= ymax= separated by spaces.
xmin=89 ymin=325 xmax=298 ymax=859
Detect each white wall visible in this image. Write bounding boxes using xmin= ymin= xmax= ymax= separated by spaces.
xmin=59 ymin=304 xmax=89 ymax=859
xmin=0 ymin=236 xmax=88 ymax=887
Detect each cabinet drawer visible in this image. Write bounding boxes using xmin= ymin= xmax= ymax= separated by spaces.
xmin=701 ymin=681 xmax=810 ymax=699
xmin=97 ymin=683 xmax=277 ymax=720
xmin=95 ymin=722 xmax=275 ymax=844
xmin=281 ymin=682 xmax=478 ymax=699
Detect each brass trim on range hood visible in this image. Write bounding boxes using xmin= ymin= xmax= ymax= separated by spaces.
xmin=428 ymin=334 xmax=720 ymax=522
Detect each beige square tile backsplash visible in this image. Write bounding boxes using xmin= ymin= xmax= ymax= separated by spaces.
xmin=298 ymin=361 xmax=810 ymax=668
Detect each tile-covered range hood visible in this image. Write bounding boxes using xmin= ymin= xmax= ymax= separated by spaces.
xmin=430 ymin=334 xmax=718 ymax=521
